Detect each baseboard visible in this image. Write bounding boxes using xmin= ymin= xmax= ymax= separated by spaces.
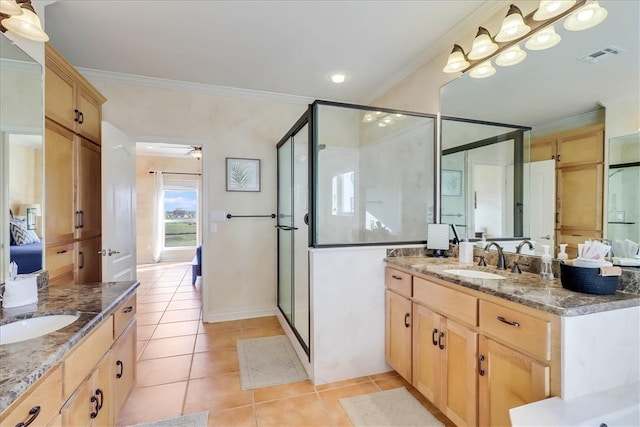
xmin=203 ymin=305 xmax=277 ymax=323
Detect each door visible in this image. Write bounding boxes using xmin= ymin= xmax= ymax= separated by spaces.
xmin=101 ymin=122 xmax=136 ymax=281
xmin=529 ymin=160 xmax=555 ymax=254
xmin=276 ymin=117 xmax=310 ymax=354
xmin=412 ymin=303 xmax=441 ymax=401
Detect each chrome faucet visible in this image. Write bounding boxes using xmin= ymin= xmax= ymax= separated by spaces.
xmin=484 ymin=242 xmax=507 ymax=270
xmin=515 ymin=240 xmax=535 ymax=254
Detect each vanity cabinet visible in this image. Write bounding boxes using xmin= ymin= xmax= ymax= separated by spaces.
xmin=45 ymin=44 xmax=105 ymax=285
xmin=385 ymin=266 xmax=560 ymax=427
xmin=112 ymin=320 xmax=137 ymax=422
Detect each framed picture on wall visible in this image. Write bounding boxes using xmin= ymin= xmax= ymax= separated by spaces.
xmin=442 ymin=169 xmax=462 ymax=196
xmin=226 ymin=157 xmax=261 ymax=192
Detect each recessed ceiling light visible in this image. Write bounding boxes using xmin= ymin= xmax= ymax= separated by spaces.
xmin=329 ymin=73 xmax=347 ymax=84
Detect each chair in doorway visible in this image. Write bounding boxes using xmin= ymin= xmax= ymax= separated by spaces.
xmin=191 ymin=245 xmax=202 ymax=285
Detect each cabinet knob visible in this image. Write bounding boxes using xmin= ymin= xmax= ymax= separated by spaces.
xmin=15 ymin=405 xmax=40 ymax=427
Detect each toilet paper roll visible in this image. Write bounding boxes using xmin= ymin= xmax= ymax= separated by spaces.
xmin=2 ymin=276 xmax=38 ymax=308
xmin=459 ymin=242 xmax=475 ymax=264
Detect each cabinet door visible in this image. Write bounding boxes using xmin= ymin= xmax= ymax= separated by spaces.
xmin=90 ymin=352 xmax=113 ymax=427
xmin=385 ymin=290 xmax=412 ymax=382
xmin=441 ymin=319 xmax=478 ymax=427
xmin=77 ymin=236 xmax=102 ymax=284
xmin=62 ymin=379 xmax=92 ymax=427
xmin=412 ymin=304 xmax=442 ymax=405
xmin=46 ymin=242 xmax=76 ymax=284
xmin=112 ymin=320 xmax=137 ymax=423
xmin=77 ymin=89 xmax=102 ymax=144
xmin=45 ymin=119 xmax=76 ymax=244
xmin=478 ymin=336 xmax=549 ymax=427
xmin=529 ymin=137 xmax=556 ymax=162
xmin=556 ymin=127 xmax=603 ymax=168
xmin=556 ymin=163 xmax=603 ymax=231
xmin=76 ymin=138 xmax=102 ymax=240
xmin=45 ymin=62 xmax=77 ymax=132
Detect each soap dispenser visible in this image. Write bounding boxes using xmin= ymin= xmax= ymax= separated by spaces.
xmin=540 ymin=245 xmax=553 ymax=280
xmin=557 ymin=244 xmax=568 ymax=261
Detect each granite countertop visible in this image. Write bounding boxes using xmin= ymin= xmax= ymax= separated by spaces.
xmin=385 ymin=256 xmax=640 ymax=317
xmin=0 ymin=280 xmax=139 ymax=413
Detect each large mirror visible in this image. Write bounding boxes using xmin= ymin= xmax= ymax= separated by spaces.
xmin=440 ymin=0 xmax=639 ymax=257
xmin=0 ymin=34 xmax=44 ymax=281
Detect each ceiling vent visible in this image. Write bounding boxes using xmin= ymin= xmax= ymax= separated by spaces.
xmin=578 ymin=45 xmax=625 ymax=64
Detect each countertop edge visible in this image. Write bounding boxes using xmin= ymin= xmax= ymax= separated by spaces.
xmin=0 ymin=281 xmax=139 ymax=414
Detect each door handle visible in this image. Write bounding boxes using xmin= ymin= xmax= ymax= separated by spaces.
xmin=432 ymin=328 xmax=438 ymax=346
xmin=79 ymin=251 xmax=85 ymax=269
xmin=116 ymin=360 xmax=124 ymax=379
xmin=16 ymin=405 xmax=40 ymax=427
xmin=438 ymin=332 xmax=445 ymax=350
xmin=497 ymin=316 xmax=520 ymax=328
xmin=404 ymin=313 xmax=410 ymax=328
xmin=275 ymin=225 xmax=298 ymax=231
xmin=478 ymin=355 xmax=486 ymax=376
xmin=108 ymin=248 xmax=120 ymax=256
xmin=97 ymin=249 xmax=107 ymax=256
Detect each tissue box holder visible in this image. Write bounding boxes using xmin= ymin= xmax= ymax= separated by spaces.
xmin=2 ymin=276 xmax=38 ymax=308
xmin=560 ymin=263 xmax=618 ymax=295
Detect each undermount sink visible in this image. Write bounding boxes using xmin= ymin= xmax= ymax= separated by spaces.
xmin=0 ymin=314 xmax=80 ymax=345
xmin=443 ymin=269 xmax=506 ymax=280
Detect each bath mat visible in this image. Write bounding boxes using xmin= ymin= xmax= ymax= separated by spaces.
xmin=127 ymin=411 xmax=208 ymax=427
xmin=339 ymin=387 xmax=444 ymax=427
xmin=237 ymin=335 xmax=308 ymax=390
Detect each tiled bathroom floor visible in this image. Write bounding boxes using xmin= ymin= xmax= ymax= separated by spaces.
xmin=117 ymin=262 xmax=454 ymax=427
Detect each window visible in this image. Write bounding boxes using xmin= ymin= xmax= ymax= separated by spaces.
xmin=163 ymin=181 xmax=198 ymax=248
xmin=331 ymin=171 xmax=355 ymax=216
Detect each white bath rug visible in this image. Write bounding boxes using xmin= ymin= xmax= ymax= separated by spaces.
xmin=126 ymin=411 xmax=208 ymax=427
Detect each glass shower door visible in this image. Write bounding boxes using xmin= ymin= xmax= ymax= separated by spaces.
xmin=277 ymin=138 xmax=293 ymax=325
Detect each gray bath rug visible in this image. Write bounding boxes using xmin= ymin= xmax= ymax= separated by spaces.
xmin=339 ymin=387 xmax=444 ymax=427
xmin=237 ymin=335 xmax=308 ymax=390
xmin=127 ymin=411 xmax=208 ymax=427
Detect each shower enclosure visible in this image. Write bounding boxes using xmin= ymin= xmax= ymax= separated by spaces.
xmin=276 ymin=101 xmax=437 ymax=361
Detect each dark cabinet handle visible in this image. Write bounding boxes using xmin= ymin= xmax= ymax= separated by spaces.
xmin=497 ymin=316 xmax=520 ymax=328
xmin=90 ymin=395 xmax=99 ymax=419
xmin=79 ymin=251 xmax=85 ymax=269
xmin=56 ymin=250 xmax=68 ymax=254
xmin=404 ymin=313 xmax=410 ymax=328
xmin=78 ymin=111 xmax=84 ymax=124
xmin=431 ymin=328 xmax=438 ymax=346
xmin=116 ymin=360 xmax=124 ymax=379
xmin=123 ymin=306 xmax=134 ymax=313
xmin=478 ymin=355 xmax=485 ymax=376
xmin=96 ymin=388 xmax=103 ymax=410
xmin=391 ymin=275 xmax=402 ymax=280
xmin=15 ymin=405 xmax=41 ymax=427
xmin=74 ymin=109 xmax=80 ymax=123
xmin=438 ymin=332 xmax=445 ymax=350
xmin=79 ymin=210 xmax=84 ymax=228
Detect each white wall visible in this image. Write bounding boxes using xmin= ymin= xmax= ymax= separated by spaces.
xmin=86 ymin=76 xmax=307 ymax=321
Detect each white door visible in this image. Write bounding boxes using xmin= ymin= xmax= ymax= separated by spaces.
xmin=529 ymin=160 xmax=555 ymax=255
xmin=101 ymin=122 xmax=137 ymax=281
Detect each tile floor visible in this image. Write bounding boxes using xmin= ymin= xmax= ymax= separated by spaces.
xmin=117 ymin=262 xmax=454 ymax=427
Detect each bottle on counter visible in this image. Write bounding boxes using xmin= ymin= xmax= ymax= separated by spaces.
xmin=541 ymin=245 xmax=554 ymax=280
xmin=558 ymin=244 xmax=568 ymax=261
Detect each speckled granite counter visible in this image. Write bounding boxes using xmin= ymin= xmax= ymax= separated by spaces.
xmin=385 ymin=256 xmax=640 ymax=317
xmin=0 ymin=280 xmax=139 ymax=413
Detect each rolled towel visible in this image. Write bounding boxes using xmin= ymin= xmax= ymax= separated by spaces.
xmin=2 ymin=276 xmax=38 ymax=308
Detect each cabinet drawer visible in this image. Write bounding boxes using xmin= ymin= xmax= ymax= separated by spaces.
xmin=0 ymin=365 xmax=62 ymax=427
xmin=46 ymin=243 xmax=76 ymax=282
xmin=385 ymin=268 xmax=412 ymax=297
xmin=413 ymin=277 xmax=477 ymax=326
xmin=479 ymin=300 xmax=551 ymax=361
xmin=114 ymin=293 xmax=137 ymax=339
xmin=63 ymin=316 xmax=113 ymax=399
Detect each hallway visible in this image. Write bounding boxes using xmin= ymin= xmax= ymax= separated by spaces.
xmin=117 ymin=262 xmax=454 ymax=427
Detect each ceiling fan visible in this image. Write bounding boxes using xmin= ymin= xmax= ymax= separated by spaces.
xmin=138 ymin=143 xmax=202 ymax=159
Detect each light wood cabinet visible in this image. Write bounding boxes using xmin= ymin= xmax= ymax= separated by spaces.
xmin=45 ymin=44 xmax=104 ymax=145
xmin=557 ymin=163 xmax=603 ymax=231
xmin=112 ymin=320 xmax=137 ymax=423
xmin=45 ymin=44 xmax=105 ymax=285
xmin=385 ymin=289 xmax=413 ymax=382
xmin=478 ymin=336 xmax=549 ymax=427
xmin=46 ymin=242 xmax=76 ymax=285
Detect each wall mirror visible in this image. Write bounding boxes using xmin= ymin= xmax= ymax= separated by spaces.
xmin=440 ymin=0 xmax=639 ymax=257
xmin=1 ymin=33 xmax=45 ymax=281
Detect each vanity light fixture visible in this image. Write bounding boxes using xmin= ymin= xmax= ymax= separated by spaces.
xmin=0 ymin=0 xmax=48 ymax=42
xmin=469 ymin=60 xmax=496 ymax=79
xmin=468 ymin=27 xmax=499 ymax=60
xmin=496 ymin=5 xmax=531 ymax=42
xmin=534 ymin=1 xmax=577 ymax=20
xmin=525 ymin=24 xmax=561 ymax=50
xmin=443 ymin=44 xmax=470 ymax=73
xmin=495 ymin=44 xmax=527 ymax=67
xmin=564 ymin=0 xmax=607 ymax=31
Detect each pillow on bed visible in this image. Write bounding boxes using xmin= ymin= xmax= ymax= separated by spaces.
xmin=9 ymin=218 xmax=40 ymax=245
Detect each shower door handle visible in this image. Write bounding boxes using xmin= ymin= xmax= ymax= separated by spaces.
xmin=304 ymin=213 xmax=309 ymax=225
xmin=275 ymin=225 xmax=298 ymax=231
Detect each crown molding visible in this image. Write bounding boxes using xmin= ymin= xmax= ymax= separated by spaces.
xmin=77 ymin=67 xmax=314 ymax=106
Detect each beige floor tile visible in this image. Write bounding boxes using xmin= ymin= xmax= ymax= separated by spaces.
xmin=318 ymin=382 xmax=380 ymax=427
xmin=151 ymin=320 xmax=200 ymax=339
xmin=137 ymin=324 xmax=157 ymax=341
xmin=255 ymin=393 xmax=334 ymax=427
xmin=154 ymin=280 xmax=184 ymax=288
xmin=167 ymin=299 xmax=202 ymax=311
xmin=117 ymin=381 xmax=187 ymax=426
xmin=137 ymin=301 xmax=169 ymax=314
xmin=199 ymin=320 xmax=242 ymax=334
xmin=240 ymin=325 xmax=284 ymax=339
xmin=136 ymin=354 xmax=193 ymax=387
xmin=161 ymin=308 xmax=202 ymax=323
xmin=195 ymin=329 xmax=243 ymax=352
xmin=240 ymin=316 xmax=280 ymax=330
xmin=374 ymin=375 xmax=411 ymax=391
xmin=141 ymin=335 xmax=196 ymax=360
xmin=368 ymin=370 xmax=399 ymax=381
xmin=208 ymin=406 xmax=256 ymax=427
xmin=136 ymin=340 xmax=147 ymax=361
xmin=143 ymin=286 xmax=177 ymax=295
xmin=172 ymin=292 xmax=201 ymax=300
xmin=137 ymin=311 xmax=164 ymax=326
xmin=190 ymin=348 xmax=239 ymax=378
xmin=315 ymin=376 xmax=373 ymax=392
xmin=138 ymin=293 xmax=174 ymax=303
xmin=184 ymin=373 xmax=253 ymax=413
xmin=253 ymin=380 xmax=316 ymax=403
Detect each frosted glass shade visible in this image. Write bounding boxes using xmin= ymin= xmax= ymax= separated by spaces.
xmin=2 ymin=6 xmax=49 ymax=42
xmin=469 ymin=60 xmax=496 ymax=79
xmin=468 ymin=27 xmax=498 ymax=60
xmin=443 ymin=44 xmax=470 ymax=73
xmin=534 ymin=1 xmax=577 ymax=20
xmin=495 ymin=44 xmax=527 ymax=67
xmin=525 ymin=25 xmax=561 ymax=50
xmin=0 ymin=0 xmax=23 ymax=16
xmin=496 ymin=5 xmax=531 ymax=42
xmin=564 ymin=0 xmax=607 ymax=31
